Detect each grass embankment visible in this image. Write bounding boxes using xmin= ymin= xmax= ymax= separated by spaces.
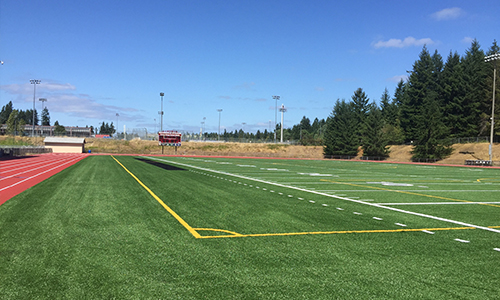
xmin=1 ymin=135 xmax=499 ymax=163
xmin=0 ymin=136 xmax=44 ymax=146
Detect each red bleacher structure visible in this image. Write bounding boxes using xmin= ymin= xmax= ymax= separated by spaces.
xmin=158 ymin=131 xmax=182 ymax=147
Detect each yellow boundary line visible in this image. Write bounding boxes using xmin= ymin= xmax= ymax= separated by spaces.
xmin=477 ymin=178 xmax=500 ymax=183
xmin=111 ymin=155 xmax=202 ymax=238
xmin=113 ymin=156 xmax=499 ymax=239
xmin=195 ymin=226 xmax=490 ymax=239
xmin=320 ymin=179 xmax=500 ymax=208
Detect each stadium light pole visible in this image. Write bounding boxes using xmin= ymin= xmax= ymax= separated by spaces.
xmin=116 ymin=113 xmax=119 ymax=138
xmin=30 ymin=79 xmax=41 ymax=136
xmin=217 ymin=109 xmax=223 ymax=141
xmin=279 ymin=104 xmax=287 ymax=143
xmin=203 ymin=117 xmax=206 ymax=141
xmin=485 ymin=53 xmax=500 ymax=162
xmin=160 ymin=92 xmax=164 ymax=132
xmin=272 ymin=95 xmax=280 ymax=143
xmin=160 ymin=92 xmax=165 ymax=154
xmin=200 ymin=121 xmax=204 ymax=141
xmin=39 ymin=98 xmax=47 ymax=110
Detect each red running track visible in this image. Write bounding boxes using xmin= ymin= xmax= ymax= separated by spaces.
xmin=0 ymin=153 xmax=88 ymax=205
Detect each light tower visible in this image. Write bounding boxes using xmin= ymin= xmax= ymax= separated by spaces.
xmin=485 ymin=53 xmax=500 ymax=163
xmin=272 ymin=95 xmax=280 ymax=143
xmin=160 ymin=92 xmax=165 ymax=154
xmin=200 ymin=119 xmax=205 ymax=141
xmin=39 ymin=98 xmax=47 ymax=110
xmin=217 ymin=109 xmax=223 ymax=141
xmin=279 ymin=104 xmax=287 ymax=143
xmin=30 ymin=79 xmax=41 ymax=136
xmin=116 ymin=113 xmax=119 ymax=138
xmin=159 ymin=92 xmax=165 ymax=132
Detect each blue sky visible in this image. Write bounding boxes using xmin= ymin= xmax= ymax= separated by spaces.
xmin=1 ymin=0 xmax=499 ymax=135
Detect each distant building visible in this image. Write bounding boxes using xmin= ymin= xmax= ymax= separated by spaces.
xmin=0 ymin=124 xmax=92 ymax=137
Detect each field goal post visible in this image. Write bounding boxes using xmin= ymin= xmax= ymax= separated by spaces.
xmin=158 ymin=131 xmax=182 ymax=154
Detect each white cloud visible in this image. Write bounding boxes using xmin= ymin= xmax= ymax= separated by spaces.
xmin=373 ymin=36 xmax=434 ymax=49
xmin=233 ymin=82 xmax=256 ymax=90
xmin=0 ymin=81 xmax=76 ymax=94
xmin=44 ymin=82 xmax=76 ymax=91
xmin=387 ymin=75 xmax=408 ymax=83
xmin=0 ymin=81 xmax=140 ymax=123
xmin=432 ymin=7 xmax=463 ymax=21
xmin=461 ymin=36 xmax=474 ymax=44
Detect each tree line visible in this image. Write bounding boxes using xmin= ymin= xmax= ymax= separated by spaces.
xmin=0 ymin=101 xmax=56 ymax=135
xmin=0 ymin=101 xmax=51 ymax=126
xmin=324 ymin=39 xmax=499 ymax=161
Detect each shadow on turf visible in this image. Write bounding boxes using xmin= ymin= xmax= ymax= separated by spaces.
xmin=135 ymin=157 xmax=187 ymax=171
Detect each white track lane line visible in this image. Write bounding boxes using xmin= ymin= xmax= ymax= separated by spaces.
xmin=146 ymin=157 xmax=500 ymax=234
xmin=0 ymin=156 xmax=84 ymax=192
xmin=0 ymin=156 xmax=81 ymax=181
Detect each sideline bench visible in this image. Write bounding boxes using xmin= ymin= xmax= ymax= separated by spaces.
xmin=465 ymin=159 xmax=492 ymax=166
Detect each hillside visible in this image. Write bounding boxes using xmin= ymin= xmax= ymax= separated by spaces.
xmin=1 ymin=136 xmax=498 ymax=165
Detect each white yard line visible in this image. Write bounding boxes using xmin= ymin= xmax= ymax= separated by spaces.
xmin=146 ymin=157 xmax=500 ymax=234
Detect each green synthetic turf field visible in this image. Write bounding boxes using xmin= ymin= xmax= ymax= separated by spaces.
xmin=1 ymin=155 xmax=499 ymax=299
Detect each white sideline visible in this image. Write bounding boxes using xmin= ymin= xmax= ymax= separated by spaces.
xmin=146 ymin=157 xmax=500 ymax=234
xmin=380 ymin=202 xmax=500 ymax=205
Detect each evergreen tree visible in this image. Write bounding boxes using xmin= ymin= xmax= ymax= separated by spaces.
xmin=362 ymin=104 xmax=389 ymax=158
xmin=41 ymin=107 xmax=50 ymax=126
xmin=401 ymin=46 xmax=435 ymax=142
xmin=351 ymin=88 xmax=370 ymax=144
xmin=442 ymin=51 xmax=466 ymax=138
xmin=311 ymin=118 xmax=320 ymax=133
xmin=404 ymin=45 xmax=453 ymax=161
xmin=381 ymin=87 xmax=404 ymax=145
xmin=462 ymin=39 xmax=487 ymax=136
xmin=380 ymin=88 xmax=397 ymax=125
xmin=0 ymin=101 xmax=13 ymax=124
xmin=299 ymin=116 xmax=312 ymax=132
xmin=411 ymin=92 xmax=452 ymax=160
xmin=6 ymin=110 xmax=19 ymax=135
xmin=54 ymin=120 xmax=66 ymax=136
xmin=323 ymin=99 xmax=359 ymax=157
